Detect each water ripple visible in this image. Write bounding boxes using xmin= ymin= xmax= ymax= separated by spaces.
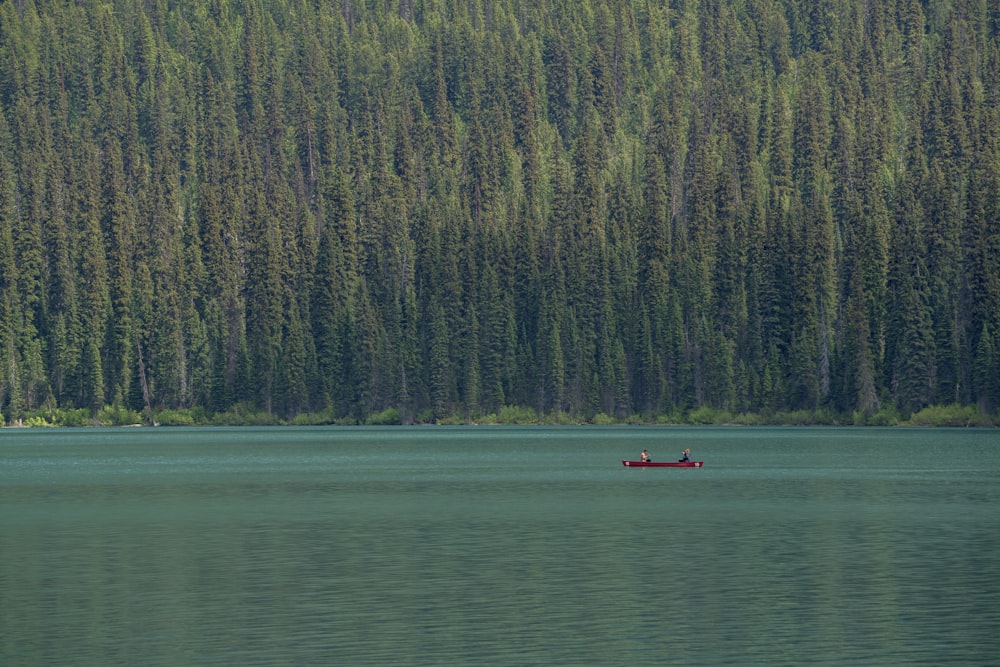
xmin=2 ymin=427 xmax=998 ymax=665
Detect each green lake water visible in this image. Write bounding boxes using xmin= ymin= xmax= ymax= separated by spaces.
xmin=1 ymin=426 xmax=997 ymax=665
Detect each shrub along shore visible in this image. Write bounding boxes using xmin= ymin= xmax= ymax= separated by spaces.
xmin=5 ymin=403 xmax=994 ymax=429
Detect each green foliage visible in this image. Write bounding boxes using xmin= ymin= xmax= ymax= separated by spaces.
xmin=688 ymin=406 xmax=732 ymax=425
xmin=541 ymin=411 xmax=575 ymax=426
xmin=0 ymin=0 xmax=996 ymax=427
xmin=655 ymin=412 xmax=686 ymax=425
xmin=211 ymin=403 xmax=282 ymax=426
xmin=367 ymin=407 xmax=401 ymax=426
xmin=731 ymin=412 xmax=768 ymax=426
xmin=436 ymin=414 xmax=470 ymax=426
xmin=768 ymin=410 xmax=837 ymax=426
xmin=497 ymin=405 xmax=539 ymax=424
xmin=154 ymin=409 xmax=198 ymax=427
xmin=20 ymin=407 xmax=92 ymax=427
xmin=98 ymin=406 xmax=144 ymax=427
xmin=859 ymin=406 xmax=902 ymax=427
xmin=413 ymin=409 xmax=435 ymax=425
xmin=54 ymin=409 xmax=91 ymax=427
xmin=906 ymin=404 xmax=993 ymax=428
xmin=291 ymin=409 xmax=337 ymax=426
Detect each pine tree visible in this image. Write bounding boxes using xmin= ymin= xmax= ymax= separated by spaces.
xmin=0 ymin=108 xmax=18 ymax=417
xmin=102 ymin=133 xmax=137 ymax=409
xmin=0 ymin=0 xmax=995 ymax=423
xmin=78 ymin=147 xmax=110 ymax=413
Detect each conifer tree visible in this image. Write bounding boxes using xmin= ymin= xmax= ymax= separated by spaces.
xmin=0 ymin=0 xmax=996 ymax=423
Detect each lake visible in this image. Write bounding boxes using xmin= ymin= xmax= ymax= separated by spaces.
xmin=1 ymin=426 xmax=997 ymax=665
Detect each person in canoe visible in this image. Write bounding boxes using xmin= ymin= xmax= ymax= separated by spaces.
xmin=640 ymin=449 xmax=651 ymax=462
xmin=678 ymin=448 xmax=691 ymax=462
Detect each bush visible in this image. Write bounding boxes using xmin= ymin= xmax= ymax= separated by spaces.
xmin=655 ymin=411 xmax=684 ymax=425
xmin=436 ymin=413 xmax=470 ymax=425
xmin=541 ymin=410 xmax=574 ymax=425
xmin=731 ymin=412 xmax=766 ymax=425
xmin=591 ymin=412 xmax=617 ymax=425
xmin=367 ymin=407 xmax=401 ymax=425
xmin=292 ymin=408 xmax=337 ymax=426
xmin=497 ymin=405 xmax=539 ymax=424
xmin=688 ymin=406 xmax=730 ymax=425
xmin=907 ymin=404 xmax=989 ymax=427
xmin=57 ymin=408 xmax=94 ymax=427
xmin=21 ymin=407 xmax=90 ymax=427
xmin=155 ymin=408 xmax=197 ymax=426
xmin=98 ymin=405 xmax=143 ymax=426
xmin=211 ymin=403 xmax=281 ymax=425
xmin=860 ymin=406 xmax=900 ymax=426
xmin=769 ymin=409 xmax=836 ymax=425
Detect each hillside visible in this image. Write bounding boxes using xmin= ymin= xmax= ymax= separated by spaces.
xmin=0 ymin=0 xmax=998 ymax=425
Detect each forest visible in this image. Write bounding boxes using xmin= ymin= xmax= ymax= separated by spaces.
xmin=0 ymin=0 xmax=998 ymax=426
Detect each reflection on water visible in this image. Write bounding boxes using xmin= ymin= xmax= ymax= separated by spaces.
xmin=1 ymin=427 xmax=998 ymax=665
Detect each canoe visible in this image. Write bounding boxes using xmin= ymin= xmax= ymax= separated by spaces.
xmin=622 ymin=460 xmax=703 ymax=468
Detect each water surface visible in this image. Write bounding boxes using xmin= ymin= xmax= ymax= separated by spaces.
xmin=2 ymin=426 xmax=997 ymax=665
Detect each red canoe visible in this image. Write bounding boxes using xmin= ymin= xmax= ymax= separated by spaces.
xmin=622 ymin=460 xmax=704 ymax=468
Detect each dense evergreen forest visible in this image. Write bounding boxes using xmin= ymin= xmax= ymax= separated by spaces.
xmin=0 ymin=0 xmax=998 ymax=426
